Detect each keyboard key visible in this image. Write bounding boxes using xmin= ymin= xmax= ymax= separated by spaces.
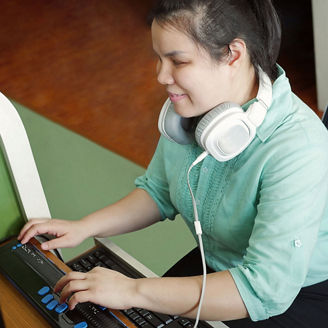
xmin=41 ymin=294 xmax=54 ymax=304
xmin=71 ymin=263 xmax=85 ymax=272
xmin=178 ymin=319 xmax=191 ymax=326
xmin=104 ymin=258 xmax=116 ymax=267
xmin=138 ymin=309 xmax=150 ymax=317
xmin=94 ymin=250 xmax=105 ymax=258
xmin=79 ymin=259 xmax=93 ymax=271
xmin=94 ymin=262 xmax=107 ymax=268
xmin=74 ymin=322 xmax=88 ymax=328
xmin=154 ymin=313 xmax=173 ymax=325
xmin=140 ymin=323 xmax=154 ymax=328
xmin=136 ymin=317 xmax=147 ymax=326
xmin=144 ymin=313 xmax=165 ymax=328
xmin=98 ymin=254 xmax=110 ymax=262
xmin=38 ymin=286 xmax=50 ymax=296
xmin=55 ymin=303 xmax=68 ymax=313
xmin=165 ymin=321 xmax=184 ymax=328
xmin=87 ymin=254 xmax=98 ymax=264
xmin=46 ymin=299 xmax=59 ymax=310
xmin=130 ymin=312 xmax=141 ymax=321
xmin=123 ymin=309 xmax=134 ymax=315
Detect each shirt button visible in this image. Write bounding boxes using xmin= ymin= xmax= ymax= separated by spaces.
xmin=294 ymin=239 xmax=302 ymax=248
xmin=202 ymin=167 xmax=208 ymax=173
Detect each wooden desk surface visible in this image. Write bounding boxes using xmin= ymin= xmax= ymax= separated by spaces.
xmin=0 ymin=272 xmax=50 ymax=328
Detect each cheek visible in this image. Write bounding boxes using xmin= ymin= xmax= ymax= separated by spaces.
xmin=194 ymin=72 xmax=228 ymax=106
xmin=177 ymin=71 xmax=218 ymax=104
xmin=174 ymin=69 xmax=204 ymax=95
xmin=174 ymin=66 xmax=227 ymax=113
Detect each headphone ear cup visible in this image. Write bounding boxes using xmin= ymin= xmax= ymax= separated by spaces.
xmin=195 ymin=102 xmax=242 ymax=146
xmin=195 ymin=102 xmax=237 ymax=142
xmin=158 ymin=99 xmax=195 ymax=145
xmin=196 ymin=102 xmax=255 ymax=161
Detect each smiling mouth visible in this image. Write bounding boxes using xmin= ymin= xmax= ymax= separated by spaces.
xmin=168 ymin=92 xmax=187 ymax=102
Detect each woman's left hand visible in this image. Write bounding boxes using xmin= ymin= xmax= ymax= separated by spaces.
xmin=54 ymin=267 xmax=137 ymax=310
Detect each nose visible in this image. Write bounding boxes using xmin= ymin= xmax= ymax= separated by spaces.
xmin=157 ymin=61 xmax=174 ymax=85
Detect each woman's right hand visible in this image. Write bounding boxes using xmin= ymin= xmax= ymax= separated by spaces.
xmin=17 ymin=218 xmax=89 ymax=250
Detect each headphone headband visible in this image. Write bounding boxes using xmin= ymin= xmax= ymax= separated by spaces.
xmin=247 ymin=68 xmax=272 ymax=127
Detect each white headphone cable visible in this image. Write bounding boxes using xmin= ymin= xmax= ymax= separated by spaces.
xmin=186 ymin=150 xmax=208 ymax=328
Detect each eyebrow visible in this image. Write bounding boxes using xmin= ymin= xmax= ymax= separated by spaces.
xmin=163 ymin=50 xmax=186 ymax=57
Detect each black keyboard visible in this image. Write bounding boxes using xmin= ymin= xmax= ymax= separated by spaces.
xmin=67 ymin=246 xmax=212 ymax=328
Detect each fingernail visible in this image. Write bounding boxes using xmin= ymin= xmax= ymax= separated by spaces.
xmin=41 ymin=243 xmax=48 ymax=250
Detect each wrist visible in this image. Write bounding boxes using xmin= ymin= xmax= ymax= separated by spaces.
xmin=79 ymin=215 xmax=99 ymax=238
xmin=132 ymin=278 xmax=147 ymax=309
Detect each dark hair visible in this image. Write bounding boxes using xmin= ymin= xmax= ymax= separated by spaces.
xmin=149 ymin=0 xmax=282 ymax=80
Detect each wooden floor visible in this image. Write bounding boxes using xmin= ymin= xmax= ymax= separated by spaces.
xmin=0 ymin=0 xmax=319 ymax=168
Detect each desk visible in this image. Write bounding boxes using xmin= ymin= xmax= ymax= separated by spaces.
xmin=0 ymin=272 xmax=50 ymax=327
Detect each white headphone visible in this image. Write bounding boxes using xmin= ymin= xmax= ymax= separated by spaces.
xmin=158 ymin=68 xmax=272 ymax=162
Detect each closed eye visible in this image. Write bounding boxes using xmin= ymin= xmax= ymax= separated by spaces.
xmin=172 ymin=59 xmax=186 ymax=66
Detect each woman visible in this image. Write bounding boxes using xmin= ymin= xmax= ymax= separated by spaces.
xmin=18 ymin=0 xmax=328 ymax=327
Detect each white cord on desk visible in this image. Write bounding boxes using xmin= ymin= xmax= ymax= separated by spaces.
xmin=187 ymin=151 xmax=208 ymax=328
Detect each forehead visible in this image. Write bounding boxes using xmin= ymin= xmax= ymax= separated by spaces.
xmin=151 ymin=19 xmax=198 ymax=55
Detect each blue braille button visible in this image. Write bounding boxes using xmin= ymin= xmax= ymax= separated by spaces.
xmin=38 ymin=286 xmax=50 ymax=296
xmin=46 ymin=300 xmax=59 ymax=310
xmin=55 ymin=303 xmax=68 ymax=313
xmin=74 ymin=322 xmax=88 ymax=328
xmin=16 ymin=243 xmax=22 ymax=247
xmin=12 ymin=246 xmax=17 ymax=250
xmin=41 ymin=294 xmax=54 ymax=304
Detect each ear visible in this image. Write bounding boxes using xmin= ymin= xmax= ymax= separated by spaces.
xmin=227 ymin=38 xmax=247 ymax=67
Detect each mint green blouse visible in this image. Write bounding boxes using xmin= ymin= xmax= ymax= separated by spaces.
xmin=135 ymin=66 xmax=328 ymax=321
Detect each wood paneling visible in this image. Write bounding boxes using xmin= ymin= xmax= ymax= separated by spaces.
xmin=0 ymin=0 xmax=319 ymax=168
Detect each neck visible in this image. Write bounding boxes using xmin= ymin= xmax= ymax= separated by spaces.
xmin=232 ymin=64 xmax=258 ymax=106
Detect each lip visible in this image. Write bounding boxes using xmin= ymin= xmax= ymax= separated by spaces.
xmin=168 ymin=92 xmax=187 ymax=103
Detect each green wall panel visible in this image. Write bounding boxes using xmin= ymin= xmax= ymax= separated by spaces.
xmin=10 ymin=101 xmax=196 ymax=276
xmin=0 ymin=148 xmax=25 ymax=241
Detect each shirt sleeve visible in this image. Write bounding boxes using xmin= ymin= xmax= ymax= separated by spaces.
xmin=229 ymin=138 xmax=328 ymax=321
xmin=135 ymin=137 xmax=179 ymax=221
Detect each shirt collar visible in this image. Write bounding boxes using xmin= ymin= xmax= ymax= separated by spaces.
xmin=242 ymin=65 xmax=293 ymax=143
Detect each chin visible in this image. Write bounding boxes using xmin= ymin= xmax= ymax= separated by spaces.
xmin=173 ymin=103 xmax=200 ymax=118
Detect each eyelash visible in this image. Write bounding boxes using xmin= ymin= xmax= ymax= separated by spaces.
xmin=156 ymin=56 xmax=186 ymax=67
xmin=172 ymin=60 xmax=183 ymax=66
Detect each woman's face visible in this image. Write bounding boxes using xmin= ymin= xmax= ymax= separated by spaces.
xmin=151 ymin=19 xmax=233 ymax=118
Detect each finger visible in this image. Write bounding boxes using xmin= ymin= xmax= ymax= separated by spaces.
xmin=59 ymin=279 xmax=89 ymax=304
xmin=18 ymin=219 xmax=47 ymax=240
xmin=19 ymin=222 xmax=53 ymax=245
xmin=68 ymin=291 xmax=92 ymax=310
xmin=40 ymin=235 xmax=72 ymax=251
xmin=54 ymin=271 xmax=86 ymax=293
